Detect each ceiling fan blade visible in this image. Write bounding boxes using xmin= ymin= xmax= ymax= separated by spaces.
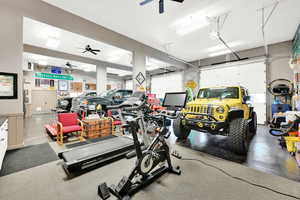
xmin=140 ymin=0 xmax=154 ymax=6
xmin=91 ymin=51 xmax=97 ymax=55
xmin=171 ymin=0 xmax=184 ymax=3
xmin=92 ymin=49 xmax=101 ymax=52
xmin=82 ymin=50 xmax=87 ymax=53
xmin=159 ymin=0 xmax=164 ymax=14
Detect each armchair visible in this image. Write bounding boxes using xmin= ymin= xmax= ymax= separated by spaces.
xmin=56 ymin=113 xmax=84 ymax=145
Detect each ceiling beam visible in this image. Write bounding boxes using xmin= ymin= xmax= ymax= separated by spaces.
xmin=23 ymin=44 xmax=133 ymax=71
xmin=3 ymin=0 xmax=187 ymax=70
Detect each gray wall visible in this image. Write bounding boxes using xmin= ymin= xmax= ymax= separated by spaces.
xmin=0 ymin=4 xmax=23 ymax=115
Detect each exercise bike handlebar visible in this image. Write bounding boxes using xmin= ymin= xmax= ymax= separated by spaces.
xmin=154 ymin=110 xmax=180 ymax=120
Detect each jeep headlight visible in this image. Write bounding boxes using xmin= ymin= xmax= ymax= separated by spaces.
xmin=216 ymin=106 xmax=225 ymax=114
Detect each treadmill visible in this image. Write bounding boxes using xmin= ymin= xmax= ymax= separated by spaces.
xmin=58 ymin=92 xmax=146 ymax=174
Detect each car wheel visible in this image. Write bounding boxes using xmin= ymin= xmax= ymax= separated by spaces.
xmin=173 ymin=117 xmax=191 ymax=140
xmin=228 ymin=118 xmax=251 ymax=155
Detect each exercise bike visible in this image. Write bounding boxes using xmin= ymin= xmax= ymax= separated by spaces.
xmin=98 ymin=92 xmax=188 ymax=200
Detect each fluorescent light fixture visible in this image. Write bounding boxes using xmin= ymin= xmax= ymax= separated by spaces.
xmin=46 ymin=38 xmax=60 ymax=49
xmin=172 ymin=1 xmax=232 ymax=36
xmin=31 ymin=54 xmax=48 ymax=61
xmin=107 ymin=49 xmax=131 ymax=63
xmin=176 ymin=19 xmax=210 ymax=36
xmin=107 ymin=56 xmax=121 ymax=63
xmin=207 ymin=41 xmax=245 ymax=52
xmin=40 ymin=27 xmax=60 ymax=39
xmin=146 ymin=65 xmax=161 ymax=71
xmin=209 ymin=50 xmax=231 ymax=57
xmin=107 ymin=68 xmax=132 ymax=76
xmin=38 ymin=60 xmax=48 ymax=65
xmin=82 ymin=64 xmax=96 ymax=72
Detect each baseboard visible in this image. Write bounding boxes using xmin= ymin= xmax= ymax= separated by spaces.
xmin=7 ymin=142 xmax=24 ymax=150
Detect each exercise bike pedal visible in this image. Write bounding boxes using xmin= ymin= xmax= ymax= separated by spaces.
xmin=98 ymin=182 xmax=111 ymax=200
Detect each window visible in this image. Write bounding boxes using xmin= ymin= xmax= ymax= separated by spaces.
xmin=123 ymin=91 xmax=132 ymax=98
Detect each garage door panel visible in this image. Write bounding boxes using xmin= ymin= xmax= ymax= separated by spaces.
xmin=151 ymin=72 xmax=183 ymax=98
xmin=200 ymin=61 xmax=266 ymax=124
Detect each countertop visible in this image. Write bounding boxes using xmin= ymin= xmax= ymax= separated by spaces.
xmin=0 ymin=117 xmax=8 ymax=127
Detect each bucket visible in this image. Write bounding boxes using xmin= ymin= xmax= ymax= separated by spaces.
xmin=284 ymin=137 xmax=300 ymax=153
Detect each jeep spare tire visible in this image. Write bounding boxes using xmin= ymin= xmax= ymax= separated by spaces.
xmin=173 ymin=117 xmax=191 ymax=140
xmin=228 ymin=118 xmax=250 ymax=155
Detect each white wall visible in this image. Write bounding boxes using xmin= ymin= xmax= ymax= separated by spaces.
xmin=0 ymin=5 xmax=23 ymax=114
xmin=23 ymin=67 xmax=124 ymax=94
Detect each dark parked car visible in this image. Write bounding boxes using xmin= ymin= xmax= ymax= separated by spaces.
xmin=56 ymin=92 xmax=98 ymax=113
xmin=71 ymin=89 xmax=133 ymax=116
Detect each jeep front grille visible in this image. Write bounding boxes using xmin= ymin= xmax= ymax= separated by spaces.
xmin=187 ymin=105 xmax=214 ymax=115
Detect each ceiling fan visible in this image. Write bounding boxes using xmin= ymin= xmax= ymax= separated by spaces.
xmin=79 ymin=45 xmax=101 ymax=55
xmin=65 ymin=62 xmax=79 ymax=69
xmin=140 ymin=0 xmax=184 ymax=14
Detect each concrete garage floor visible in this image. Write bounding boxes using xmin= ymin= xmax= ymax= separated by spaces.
xmin=0 ymin=145 xmax=299 ymax=200
xmin=22 ymin=114 xmax=300 ymax=181
xmin=23 ymin=114 xmax=56 ymax=146
xmin=0 ymin=114 xmax=297 ymax=200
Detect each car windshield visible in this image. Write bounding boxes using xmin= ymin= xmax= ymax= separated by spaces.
xmin=78 ymin=92 xmax=96 ymax=97
xmin=198 ymin=87 xmax=239 ymax=99
xmin=99 ymin=89 xmax=117 ymax=98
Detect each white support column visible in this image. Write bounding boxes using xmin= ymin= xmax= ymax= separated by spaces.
xmin=96 ymin=65 xmax=107 ymax=95
xmin=132 ymin=51 xmax=146 ymax=92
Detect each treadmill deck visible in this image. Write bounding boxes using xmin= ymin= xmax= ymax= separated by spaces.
xmin=62 ymin=136 xmax=134 ymax=162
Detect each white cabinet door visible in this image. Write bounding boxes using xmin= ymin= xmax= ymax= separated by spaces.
xmin=0 ymin=120 xmax=8 ymax=171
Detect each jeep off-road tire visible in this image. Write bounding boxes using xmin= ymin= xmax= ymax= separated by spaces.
xmin=249 ymin=111 xmax=257 ymax=136
xmin=228 ymin=118 xmax=250 ymax=155
xmin=173 ymin=117 xmax=191 ymax=140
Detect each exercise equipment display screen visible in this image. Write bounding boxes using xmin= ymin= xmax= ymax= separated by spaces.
xmin=162 ymin=92 xmax=187 ymax=108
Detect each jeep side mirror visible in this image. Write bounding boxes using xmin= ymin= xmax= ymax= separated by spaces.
xmin=243 ymin=96 xmax=251 ymax=103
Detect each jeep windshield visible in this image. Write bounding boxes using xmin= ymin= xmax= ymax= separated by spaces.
xmin=198 ymin=87 xmax=239 ymax=99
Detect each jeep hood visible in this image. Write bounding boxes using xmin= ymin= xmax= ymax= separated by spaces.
xmin=187 ymin=98 xmax=241 ymax=108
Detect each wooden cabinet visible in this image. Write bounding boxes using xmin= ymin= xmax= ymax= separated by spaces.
xmin=0 ymin=119 xmax=8 ymax=171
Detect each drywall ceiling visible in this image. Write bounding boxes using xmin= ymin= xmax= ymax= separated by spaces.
xmin=23 ymin=17 xmax=133 ymax=67
xmin=43 ymin=0 xmax=300 ymax=61
xmin=23 ymin=17 xmax=172 ymax=73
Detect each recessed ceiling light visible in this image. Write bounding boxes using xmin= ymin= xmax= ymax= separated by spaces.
xmin=38 ymin=60 xmax=48 ymax=66
xmin=46 ymin=38 xmax=61 ymax=49
xmin=209 ymin=50 xmax=231 ymax=57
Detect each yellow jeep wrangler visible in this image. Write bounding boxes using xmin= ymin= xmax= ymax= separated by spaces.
xmin=173 ymin=86 xmax=257 ymax=155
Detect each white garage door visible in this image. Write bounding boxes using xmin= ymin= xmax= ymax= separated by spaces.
xmin=200 ymin=61 xmax=266 ymax=124
xmin=151 ymin=72 xmax=183 ymax=98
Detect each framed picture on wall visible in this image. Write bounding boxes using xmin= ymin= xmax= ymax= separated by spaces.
xmin=0 ymin=72 xmax=18 ymax=99
xmin=58 ymin=80 xmax=68 ymax=91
